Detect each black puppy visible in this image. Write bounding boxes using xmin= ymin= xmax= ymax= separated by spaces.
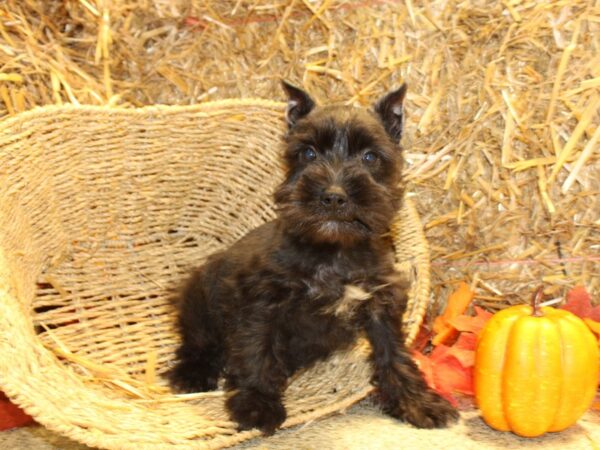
xmin=169 ymin=81 xmax=458 ymax=434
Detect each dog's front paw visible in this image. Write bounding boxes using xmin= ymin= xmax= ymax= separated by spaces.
xmin=226 ymin=388 xmax=286 ymax=435
xmin=168 ymin=361 xmax=219 ymax=393
xmin=384 ymin=390 xmax=459 ymax=428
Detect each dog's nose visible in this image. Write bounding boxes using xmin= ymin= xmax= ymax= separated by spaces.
xmin=320 ymin=186 xmax=348 ymax=208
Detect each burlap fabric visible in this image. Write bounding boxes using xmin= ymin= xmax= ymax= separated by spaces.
xmin=0 ymin=100 xmax=431 ymax=449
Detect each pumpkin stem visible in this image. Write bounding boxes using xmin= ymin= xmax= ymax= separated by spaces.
xmin=531 ymin=286 xmax=544 ymax=317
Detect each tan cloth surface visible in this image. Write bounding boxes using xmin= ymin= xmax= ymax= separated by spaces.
xmin=2 ymin=401 xmax=599 ymax=450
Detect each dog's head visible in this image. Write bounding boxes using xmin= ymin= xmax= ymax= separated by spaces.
xmin=274 ymin=81 xmax=407 ymax=247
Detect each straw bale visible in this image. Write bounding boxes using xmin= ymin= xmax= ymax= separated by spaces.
xmin=0 ymin=0 xmax=598 ymax=317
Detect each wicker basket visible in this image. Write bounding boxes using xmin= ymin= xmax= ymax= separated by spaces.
xmin=0 ymin=100 xmax=431 ymax=450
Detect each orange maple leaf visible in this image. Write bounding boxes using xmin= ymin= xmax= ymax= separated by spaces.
xmin=560 ymin=286 xmax=600 ymax=336
xmin=413 ymin=283 xmax=493 ymax=406
xmin=432 ymin=282 xmax=475 ymax=346
xmin=561 ymin=286 xmax=600 ymax=322
xmin=449 ymin=306 xmax=493 ymax=335
xmin=413 ymin=344 xmax=474 ymax=406
xmin=431 ymin=350 xmax=474 ymax=397
xmin=412 ymin=351 xmax=458 ymax=406
xmin=446 ymin=333 xmax=478 ymax=367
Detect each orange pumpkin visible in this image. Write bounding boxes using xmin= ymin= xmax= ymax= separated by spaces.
xmin=474 ymin=288 xmax=599 ymax=437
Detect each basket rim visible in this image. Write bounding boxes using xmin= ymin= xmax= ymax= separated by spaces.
xmin=0 ymin=98 xmax=287 ymax=126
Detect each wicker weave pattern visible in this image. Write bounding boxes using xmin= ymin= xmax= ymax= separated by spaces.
xmin=0 ymin=101 xmax=431 ymax=449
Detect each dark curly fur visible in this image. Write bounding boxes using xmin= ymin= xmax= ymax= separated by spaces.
xmin=169 ymin=81 xmax=459 ymax=434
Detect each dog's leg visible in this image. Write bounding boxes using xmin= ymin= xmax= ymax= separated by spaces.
xmin=224 ymin=306 xmax=288 ymax=435
xmin=169 ymin=270 xmax=224 ymax=393
xmin=169 ymin=338 xmax=223 ymax=393
xmin=365 ymin=287 xmax=459 ymax=428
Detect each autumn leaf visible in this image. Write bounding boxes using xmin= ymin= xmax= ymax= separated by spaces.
xmin=429 ymin=343 xmax=474 ymax=395
xmin=449 ymin=306 xmax=493 ymax=335
xmin=558 ymin=286 xmax=600 ymax=389
xmin=433 ymin=282 xmax=475 ymax=333
xmin=0 ymin=392 xmax=34 ymax=430
xmin=413 ymin=340 xmax=476 ymax=406
xmin=561 ymin=286 xmax=594 ymax=317
xmin=562 ymin=285 xmax=600 ymax=320
xmin=431 ymin=326 xmax=459 ymax=348
xmin=431 ymin=350 xmax=474 ymax=397
xmin=413 ymin=350 xmax=459 ymax=407
xmin=453 ymin=332 xmax=478 ymax=351
xmin=412 ymin=282 xmax=495 ymax=406
xmin=560 ymin=286 xmax=600 ymax=333
xmin=447 ymin=333 xmax=478 ymax=367
xmin=432 ymin=282 xmax=475 ymax=346
xmin=412 ymin=352 xmax=434 ymax=386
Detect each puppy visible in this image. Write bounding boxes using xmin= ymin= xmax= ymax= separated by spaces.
xmin=169 ymin=81 xmax=458 ymax=434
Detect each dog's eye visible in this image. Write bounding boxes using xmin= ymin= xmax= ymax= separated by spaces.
xmin=301 ymin=146 xmax=317 ymax=162
xmin=362 ymin=151 xmax=378 ymax=164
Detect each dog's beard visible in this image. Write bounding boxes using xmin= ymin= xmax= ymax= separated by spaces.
xmin=314 ymin=218 xmax=371 ymax=245
xmin=277 ymin=206 xmax=371 ymax=246
xmin=275 ymin=170 xmax=399 ymax=247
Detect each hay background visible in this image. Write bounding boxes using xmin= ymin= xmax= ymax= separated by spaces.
xmin=1 ymin=0 xmax=598 ymax=315
xmin=0 ymin=1 xmax=599 ymax=449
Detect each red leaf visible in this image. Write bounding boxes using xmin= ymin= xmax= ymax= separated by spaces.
xmin=428 ymin=346 xmax=474 ymax=396
xmin=0 ymin=392 xmax=34 ymax=430
xmin=589 ymin=308 xmax=600 ymax=323
xmin=413 ymin=343 xmax=475 ymax=407
xmin=449 ymin=306 xmax=492 ymax=336
xmin=561 ymin=286 xmax=593 ymax=318
xmin=447 ymin=347 xmax=475 ymax=367
xmin=560 ymin=286 xmax=600 ymax=331
xmin=429 ymin=343 xmax=451 ymax=362
xmin=432 ymin=354 xmax=475 ymax=396
xmin=413 ymin=350 xmax=457 ymax=405
xmin=453 ymin=332 xmax=478 ymax=351
xmin=446 ymin=334 xmax=477 ymax=367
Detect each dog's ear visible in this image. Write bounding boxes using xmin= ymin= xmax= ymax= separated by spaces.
xmin=374 ymin=84 xmax=407 ymax=142
xmin=281 ymin=80 xmax=315 ymax=128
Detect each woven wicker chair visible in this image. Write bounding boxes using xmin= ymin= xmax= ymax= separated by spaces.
xmin=0 ymin=100 xmax=431 ymax=449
